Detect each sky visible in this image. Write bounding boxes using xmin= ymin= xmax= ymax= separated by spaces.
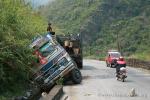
xmin=27 ymin=0 xmax=54 ymax=7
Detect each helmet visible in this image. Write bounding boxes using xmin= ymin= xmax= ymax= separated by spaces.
xmin=119 ymin=56 xmax=124 ymax=61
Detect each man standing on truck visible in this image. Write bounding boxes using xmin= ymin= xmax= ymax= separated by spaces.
xmin=47 ymin=22 xmax=52 ymax=33
xmin=47 ymin=23 xmax=55 ymax=35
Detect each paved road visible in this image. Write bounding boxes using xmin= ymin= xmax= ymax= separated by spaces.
xmin=63 ymin=59 xmax=150 ymax=100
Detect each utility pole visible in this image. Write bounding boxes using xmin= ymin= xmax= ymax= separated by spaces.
xmin=116 ymin=31 xmax=121 ymax=54
xmin=113 ymin=23 xmax=122 ymax=54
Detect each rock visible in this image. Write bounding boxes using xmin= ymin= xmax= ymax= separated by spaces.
xmin=128 ymin=88 xmax=136 ymax=97
xmin=39 ymin=92 xmax=48 ymax=100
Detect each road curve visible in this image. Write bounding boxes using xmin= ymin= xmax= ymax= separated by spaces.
xmin=63 ymin=59 xmax=150 ymax=100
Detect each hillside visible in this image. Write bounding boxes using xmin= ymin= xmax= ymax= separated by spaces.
xmin=39 ymin=0 xmax=150 ymax=60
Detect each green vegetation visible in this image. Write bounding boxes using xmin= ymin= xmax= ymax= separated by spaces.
xmin=56 ymin=77 xmax=64 ymax=85
xmin=39 ymin=0 xmax=102 ymax=34
xmin=39 ymin=0 xmax=150 ymax=60
xmin=0 ymin=0 xmax=46 ymax=99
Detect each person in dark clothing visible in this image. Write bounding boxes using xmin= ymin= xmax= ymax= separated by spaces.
xmin=116 ymin=64 xmax=122 ymax=74
xmin=47 ymin=23 xmax=52 ymax=32
xmin=115 ymin=57 xmax=126 ymax=76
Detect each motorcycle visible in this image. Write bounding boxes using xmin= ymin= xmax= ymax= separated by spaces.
xmin=115 ymin=57 xmax=127 ymax=82
xmin=116 ymin=67 xmax=127 ymax=82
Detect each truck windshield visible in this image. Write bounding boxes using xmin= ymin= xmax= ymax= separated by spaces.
xmin=39 ymin=41 xmax=56 ymax=57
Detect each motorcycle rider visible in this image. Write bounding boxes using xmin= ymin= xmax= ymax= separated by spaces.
xmin=115 ymin=56 xmax=126 ymax=77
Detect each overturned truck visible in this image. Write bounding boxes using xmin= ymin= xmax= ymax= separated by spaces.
xmin=30 ymin=32 xmax=82 ymax=86
xmin=15 ymin=32 xmax=82 ymax=100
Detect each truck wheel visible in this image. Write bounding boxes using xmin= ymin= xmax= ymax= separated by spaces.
xmin=78 ymin=62 xmax=83 ymax=69
xmin=71 ymin=68 xmax=82 ymax=84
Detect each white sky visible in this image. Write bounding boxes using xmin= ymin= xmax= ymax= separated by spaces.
xmin=27 ymin=0 xmax=55 ymax=7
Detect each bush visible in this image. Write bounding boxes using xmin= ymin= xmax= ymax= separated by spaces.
xmin=0 ymin=0 xmax=46 ymax=98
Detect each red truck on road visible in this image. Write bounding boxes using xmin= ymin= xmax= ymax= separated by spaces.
xmin=105 ymin=50 xmax=121 ymax=68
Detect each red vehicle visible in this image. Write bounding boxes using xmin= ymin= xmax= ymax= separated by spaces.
xmin=105 ymin=50 xmax=121 ymax=67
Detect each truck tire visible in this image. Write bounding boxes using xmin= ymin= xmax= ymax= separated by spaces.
xmin=72 ymin=56 xmax=83 ymax=69
xmin=77 ymin=61 xmax=83 ymax=69
xmin=71 ymin=68 xmax=82 ymax=84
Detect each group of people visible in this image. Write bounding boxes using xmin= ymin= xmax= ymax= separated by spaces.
xmin=46 ymin=22 xmax=74 ymax=54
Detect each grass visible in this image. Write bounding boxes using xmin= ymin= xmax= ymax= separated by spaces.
xmin=131 ymin=52 xmax=150 ymax=61
xmin=0 ymin=83 xmax=28 ymax=100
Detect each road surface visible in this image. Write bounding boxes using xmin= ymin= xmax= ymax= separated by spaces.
xmin=63 ymin=59 xmax=150 ymax=100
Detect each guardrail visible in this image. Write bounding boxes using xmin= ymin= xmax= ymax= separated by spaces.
xmin=126 ymin=58 xmax=150 ymax=70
